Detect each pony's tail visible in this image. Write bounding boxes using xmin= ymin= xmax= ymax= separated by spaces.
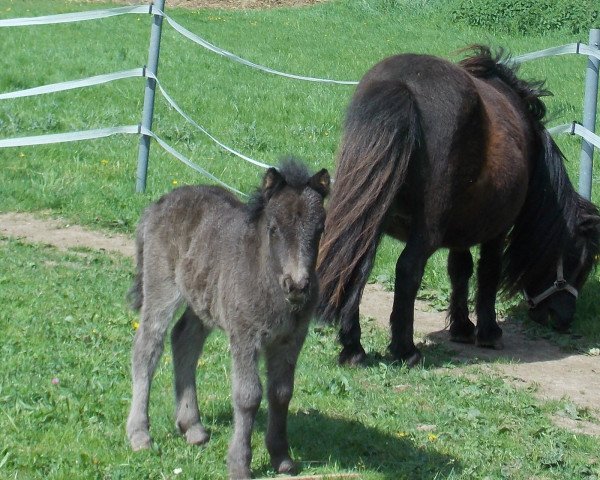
xmin=317 ymin=80 xmax=422 ymax=325
xmin=127 ymin=222 xmax=145 ymax=312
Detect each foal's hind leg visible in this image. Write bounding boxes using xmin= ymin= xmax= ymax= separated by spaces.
xmin=171 ymin=307 xmax=210 ymax=446
xmin=475 ymin=235 xmax=505 ymax=349
xmin=127 ymin=288 xmax=182 ymax=450
xmin=264 ymin=326 xmax=309 ymax=475
xmin=447 ymin=249 xmax=476 ymax=343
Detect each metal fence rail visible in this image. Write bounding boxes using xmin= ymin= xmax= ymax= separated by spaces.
xmin=0 ymin=3 xmax=598 ymax=196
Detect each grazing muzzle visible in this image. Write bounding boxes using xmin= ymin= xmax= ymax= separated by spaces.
xmin=525 ymin=257 xmax=579 ymax=332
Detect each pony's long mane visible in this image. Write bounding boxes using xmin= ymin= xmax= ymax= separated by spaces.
xmin=459 ymin=45 xmax=550 ymax=123
xmin=461 ymin=46 xmax=599 ymax=293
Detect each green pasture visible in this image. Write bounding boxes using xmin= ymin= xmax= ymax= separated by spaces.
xmin=1 ymin=238 xmax=599 ymax=479
xmin=1 ymin=0 xmax=598 ymax=336
xmin=1 ymin=1 xmax=600 ymax=477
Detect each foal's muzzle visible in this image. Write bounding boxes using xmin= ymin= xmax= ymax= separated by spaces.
xmin=281 ymin=275 xmax=310 ymax=308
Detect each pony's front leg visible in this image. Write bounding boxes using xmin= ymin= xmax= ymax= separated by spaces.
xmin=389 ymin=233 xmax=434 ymax=366
xmin=448 ymin=249 xmax=476 ymax=343
xmin=228 ymin=341 xmax=262 ymax=480
xmin=264 ymin=325 xmax=308 ymax=475
xmin=475 ymin=235 xmax=505 ymax=349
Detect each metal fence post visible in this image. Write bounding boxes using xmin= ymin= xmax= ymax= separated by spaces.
xmin=578 ymin=28 xmax=600 ymax=200
xmin=136 ymin=0 xmax=166 ymax=193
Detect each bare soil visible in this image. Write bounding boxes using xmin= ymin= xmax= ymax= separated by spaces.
xmin=2 ymin=211 xmax=599 ymax=434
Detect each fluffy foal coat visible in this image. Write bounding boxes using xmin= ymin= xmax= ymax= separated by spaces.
xmin=126 ymin=159 xmax=330 ymax=479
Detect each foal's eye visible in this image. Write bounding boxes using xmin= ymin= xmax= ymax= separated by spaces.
xmin=268 ymin=225 xmax=279 ymax=237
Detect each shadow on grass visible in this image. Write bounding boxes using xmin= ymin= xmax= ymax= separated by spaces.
xmin=272 ymin=410 xmax=460 ymax=479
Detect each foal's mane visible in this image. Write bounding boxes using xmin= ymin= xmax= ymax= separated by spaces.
xmin=246 ymin=157 xmax=312 ymax=222
xmin=460 ymin=46 xmax=598 ymax=294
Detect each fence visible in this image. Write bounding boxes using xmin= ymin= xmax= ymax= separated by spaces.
xmin=0 ymin=3 xmax=599 ymax=197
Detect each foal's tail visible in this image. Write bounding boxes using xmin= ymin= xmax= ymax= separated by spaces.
xmin=127 ymin=221 xmax=145 ymax=312
xmin=317 ymin=80 xmax=422 ymax=325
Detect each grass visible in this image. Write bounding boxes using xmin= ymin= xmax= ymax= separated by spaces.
xmin=0 ymin=3 xmax=600 ymax=475
xmin=0 ymin=0 xmax=597 ymax=338
xmin=1 ymin=237 xmax=600 ymax=479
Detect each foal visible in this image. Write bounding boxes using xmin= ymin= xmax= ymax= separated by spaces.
xmin=126 ymin=159 xmax=330 ymax=479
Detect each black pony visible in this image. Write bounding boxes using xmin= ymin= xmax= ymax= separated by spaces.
xmin=317 ymin=46 xmax=600 ymax=366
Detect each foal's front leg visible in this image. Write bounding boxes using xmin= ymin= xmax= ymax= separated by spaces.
xmin=228 ymin=340 xmax=262 ymax=480
xmin=264 ymin=326 xmax=308 ymax=474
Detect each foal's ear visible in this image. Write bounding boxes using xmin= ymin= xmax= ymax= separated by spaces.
xmin=262 ymin=167 xmax=285 ymax=200
xmin=309 ymin=169 xmax=331 ymax=198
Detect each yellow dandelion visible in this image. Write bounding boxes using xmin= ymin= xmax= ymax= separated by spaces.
xmin=396 ymin=431 xmax=408 ymax=438
xmin=100 ymin=159 xmax=109 ymax=166
xmin=172 ymin=179 xmax=179 ymax=186
xmin=428 ymin=433 xmax=438 ymax=442
xmin=18 ymin=152 xmax=25 ymax=158
xmin=132 ymin=321 xmax=139 ymax=331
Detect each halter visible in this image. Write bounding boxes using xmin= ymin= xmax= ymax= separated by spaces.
xmin=523 ymin=257 xmax=579 ymax=309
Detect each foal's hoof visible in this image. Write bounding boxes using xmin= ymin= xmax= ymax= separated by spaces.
xmin=185 ymin=424 xmax=210 ymax=445
xmin=338 ymin=345 xmax=367 ymax=366
xmin=129 ymin=431 xmax=152 ymax=451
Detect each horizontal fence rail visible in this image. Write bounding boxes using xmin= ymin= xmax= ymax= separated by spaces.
xmin=0 ymin=4 xmax=598 ymax=196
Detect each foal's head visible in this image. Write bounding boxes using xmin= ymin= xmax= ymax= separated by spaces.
xmin=249 ymin=159 xmax=330 ymax=309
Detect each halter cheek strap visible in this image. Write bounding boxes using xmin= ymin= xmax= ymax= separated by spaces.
xmin=523 ymin=257 xmax=579 ymax=309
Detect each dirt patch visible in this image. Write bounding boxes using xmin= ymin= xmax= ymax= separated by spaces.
xmin=2 ymin=211 xmax=599 ymax=434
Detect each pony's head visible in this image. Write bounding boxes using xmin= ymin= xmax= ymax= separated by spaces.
xmin=525 ymin=199 xmax=600 ymax=331
xmin=249 ymin=158 xmax=330 ymax=309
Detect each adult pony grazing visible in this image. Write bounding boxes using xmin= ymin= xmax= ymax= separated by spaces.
xmin=317 ymin=46 xmax=600 ymax=367
xmin=126 ymin=158 xmax=330 ymax=479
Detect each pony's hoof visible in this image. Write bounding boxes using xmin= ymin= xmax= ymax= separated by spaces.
xmin=338 ymin=345 xmax=367 ymax=366
xmin=476 ymin=337 xmax=504 ymax=350
xmin=402 ymin=350 xmax=423 ymax=368
xmin=450 ymin=332 xmax=476 ymax=344
xmin=273 ymin=457 xmax=297 ymax=475
xmin=389 ymin=344 xmax=423 ymax=367
xmin=185 ymin=424 xmax=210 ymax=445
xmin=129 ymin=431 xmax=152 ymax=451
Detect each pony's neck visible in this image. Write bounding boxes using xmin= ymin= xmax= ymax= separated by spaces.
xmin=502 ymin=131 xmax=579 ymax=294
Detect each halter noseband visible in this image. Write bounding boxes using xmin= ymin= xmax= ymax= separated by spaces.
xmin=523 ymin=257 xmax=579 ymax=309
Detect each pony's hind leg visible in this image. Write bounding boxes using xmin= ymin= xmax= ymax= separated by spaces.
xmin=127 ymin=287 xmax=182 ymax=451
xmin=475 ymin=235 xmax=505 ymax=349
xmin=338 ymin=310 xmax=366 ymax=365
xmin=447 ymin=249 xmax=476 ymax=343
xmin=389 ymin=231 xmax=435 ymax=366
xmin=264 ymin=327 xmax=308 ymax=474
xmin=171 ymin=306 xmax=210 ymax=446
